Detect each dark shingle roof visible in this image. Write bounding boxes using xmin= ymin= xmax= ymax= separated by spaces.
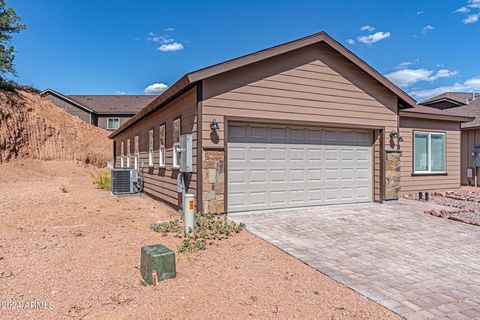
xmin=400 ymin=104 xmax=475 ymax=123
xmin=67 ymin=95 xmax=157 ymax=115
xmin=415 ymin=92 xmax=480 ymax=128
xmin=421 ymin=92 xmax=476 ymax=106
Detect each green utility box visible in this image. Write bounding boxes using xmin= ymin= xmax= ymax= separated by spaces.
xmin=140 ymin=244 xmax=176 ymax=285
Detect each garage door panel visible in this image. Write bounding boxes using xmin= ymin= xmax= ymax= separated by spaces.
xmin=228 ymin=124 xmax=373 ymax=212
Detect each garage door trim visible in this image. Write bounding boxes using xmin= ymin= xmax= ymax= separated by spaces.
xmin=226 ymin=121 xmax=376 ymax=213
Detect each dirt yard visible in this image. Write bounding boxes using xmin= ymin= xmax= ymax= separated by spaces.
xmin=0 ymin=160 xmax=400 ymax=320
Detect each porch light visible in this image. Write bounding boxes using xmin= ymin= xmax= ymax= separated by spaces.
xmin=210 ymin=119 xmax=220 ymax=130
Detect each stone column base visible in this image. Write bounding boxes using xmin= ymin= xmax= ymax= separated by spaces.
xmin=202 ymin=150 xmax=225 ymax=213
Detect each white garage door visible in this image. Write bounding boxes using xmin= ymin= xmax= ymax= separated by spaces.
xmin=227 ymin=123 xmax=373 ymax=212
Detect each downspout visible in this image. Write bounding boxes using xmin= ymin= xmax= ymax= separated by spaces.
xmin=196 ymin=81 xmax=203 ymax=214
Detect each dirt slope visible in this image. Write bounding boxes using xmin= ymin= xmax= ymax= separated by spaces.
xmin=0 ymin=90 xmax=111 ymax=166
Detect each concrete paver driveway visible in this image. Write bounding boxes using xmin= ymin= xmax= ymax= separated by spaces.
xmin=230 ymin=200 xmax=480 ymax=320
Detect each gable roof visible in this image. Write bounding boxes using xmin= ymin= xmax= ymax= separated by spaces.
xmin=110 ymin=31 xmax=418 ymax=138
xmin=68 ymin=95 xmax=157 ymax=115
xmin=41 ymin=89 xmax=157 ymax=115
xmin=420 ymin=92 xmax=479 ymax=106
xmin=412 ymin=92 xmax=480 ymax=128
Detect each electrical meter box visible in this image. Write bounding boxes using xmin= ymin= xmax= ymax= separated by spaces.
xmin=180 ymin=134 xmax=193 ymax=173
xmin=474 ymin=147 xmax=480 ymax=167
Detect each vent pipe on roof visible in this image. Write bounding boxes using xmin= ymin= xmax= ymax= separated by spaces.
xmin=468 ymin=92 xmax=475 ymax=104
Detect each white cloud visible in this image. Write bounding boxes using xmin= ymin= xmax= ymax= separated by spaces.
xmin=386 ymin=69 xmax=434 ymax=88
xmin=357 ymin=31 xmax=391 ymax=45
xmin=144 ymin=83 xmax=168 ymax=95
xmin=465 ymin=77 xmax=480 ymax=87
xmin=455 ymin=6 xmax=470 ymax=13
xmin=409 ymin=77 xmax=480 ymax=100
xmin=454 ymin=1 xmax=480 ymax=23
xmin=416 ymin=10 xmax=424 ymax=15
xmin=158 ymin=42 xmax=184 ymax=52
xmin=385 ymin=68 xmax=457 ymax=88
xmin=360 ymin=25 xmax=375 ymax=32
xmin=422 ymin=25 xmax=434 ymax=34
xmin=430 ymin=69 xmax=458 ymax=80
xmin=164 ymin=27 xmax=175 ymax=32
xmin=464 ymin=13 xmax=480 ymax=23
xmin=396 ymin=61 xmax=414 ymax=69
xmin=347 ymin=38 xmax=355 ymax=45
xmin=147 ymin=31 xmax=185 ymax=52
xmin=115 ymin=91 xmax=126 ymax=95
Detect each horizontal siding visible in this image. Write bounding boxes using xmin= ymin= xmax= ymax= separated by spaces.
xmin=113 ymin=88 xmax=198 ymax=209
xmin=461 ymin=129 xmax=480 ymax=186
xmin=399 ymin=118 xmax=461 ymax=193
xmin=202 ymin=43 xmax=398 ymax=149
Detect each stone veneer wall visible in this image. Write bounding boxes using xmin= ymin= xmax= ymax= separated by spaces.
xmin=202 ymin=150 xmax=225 ymax=213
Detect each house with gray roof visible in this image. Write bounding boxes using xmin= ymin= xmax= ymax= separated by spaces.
xmin=419 ymin=92 xmax=480 ymax=185
xmin=40 ymin=89 xmax=157 ymax=131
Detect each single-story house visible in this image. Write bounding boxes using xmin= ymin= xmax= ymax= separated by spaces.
xmin=109 ymin=31 xmax=472 ymax=214
xmin=41 ymin=89 xmax=157 ymax=131
xmin=419 ymin=92 xmax=480 ymax=186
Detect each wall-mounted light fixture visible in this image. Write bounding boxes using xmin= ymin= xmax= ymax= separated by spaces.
xmin=210 ymin=118 xmax=220 ymax=130
xmin=390 ymin=130 xmax=404 ymax=144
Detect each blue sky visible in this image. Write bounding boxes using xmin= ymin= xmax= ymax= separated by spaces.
xmin=8 ymin=0 xmax=480 ymax=101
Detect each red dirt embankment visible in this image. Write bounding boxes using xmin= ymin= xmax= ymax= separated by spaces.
xmin=0 ymin=90 xmax=111 ymax=166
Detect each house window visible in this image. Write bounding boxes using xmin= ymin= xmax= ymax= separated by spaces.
xmin=107 ymin=118 xmax=120 ymax=130
xmin=126 ymin=139 xmax=131 ymax=167
xmin=120 ymin=141 xmax=124 ymax=168
xmin=159 ymin=125 xmax=166 ymax=167
xmin=148 ymin=129 xmax=154 ymax=167
xmin=173 ymin=118 xmax=181 ymax=169
xmin=414 ymin=131 xmax=446 ymax=173
xmin=134 ymin=135 xmax=139 ymax=170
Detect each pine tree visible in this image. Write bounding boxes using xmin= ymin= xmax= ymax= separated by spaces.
xmin=0 ymin=0 xmax=25 ymax=79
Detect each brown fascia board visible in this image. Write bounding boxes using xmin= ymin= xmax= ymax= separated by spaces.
xmin=110 ymin=31 xmax=417 ymax=138
xmin=399 ymin=110 xmax=474 ymax=122
xmin=40 ymin=89 xmax=96 ymax=114
xmin=187 ymin=32 xmax=416 ymax=108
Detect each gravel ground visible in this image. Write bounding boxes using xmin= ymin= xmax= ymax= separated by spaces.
xmin=407 ymin=189 xmax=480 ymax=226
xmin=0 ymin=160 xmax=399 ymax=320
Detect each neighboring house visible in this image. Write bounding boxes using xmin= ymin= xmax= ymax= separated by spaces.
xmin=40 ymin=89 xmax=157 ymax=131
xmin=109 ymin=32 xmax=472 ymax=214
xmin=419 ymin=92 xmax=480 ymax=186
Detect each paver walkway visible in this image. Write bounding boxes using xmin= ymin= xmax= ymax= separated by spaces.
xmin=230 ymin=200 xmax=480 ymax=320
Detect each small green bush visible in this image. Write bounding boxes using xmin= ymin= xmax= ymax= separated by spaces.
xmin=91 ymin=170 xmax=112 ymax=190
xmin=150 ymin=213 xmax=246 ymax=253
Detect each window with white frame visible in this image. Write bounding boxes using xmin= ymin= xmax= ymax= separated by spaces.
xmin=148 ymin=129 xmax=154 ymax=167
xmin=159 ymin=125 xmax=166 ymax=167
xmin=126 ymin=139 xmax=131 ymax=167
xmin=107 ymin=118 xmax=120 ymax=130
xmin=134 ymin=135 xmax=139 ymax=170
xmin=173 ymin=118 xmax=181 ymax=169
xmin=120 ymin=141 xmax=124 ymax=168
xmin=414 ymin=131 xmax=446 ymax=173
